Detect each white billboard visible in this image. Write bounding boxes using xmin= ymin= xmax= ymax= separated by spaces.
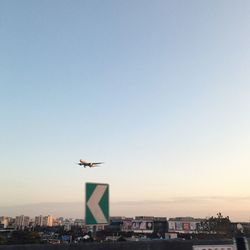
xmin=193 ymin=245 xmax=235 ymax=250
xmin=131 ymin=220 xmax=153 ymax=233
xmin=122 ymin=219 xmax=133 ymax=232
xmin=168 ymin=221 xmax=175 ymax=231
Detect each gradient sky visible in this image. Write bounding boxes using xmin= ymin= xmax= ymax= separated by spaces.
xmin=0 ymin=0 xmax=250 ymax=221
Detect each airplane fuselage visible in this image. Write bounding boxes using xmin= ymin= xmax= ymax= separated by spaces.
xmin=78 ymin=159 xmax=103 ymax=168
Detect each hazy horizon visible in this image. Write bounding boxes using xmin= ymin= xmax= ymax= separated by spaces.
xmin=1 ymin=195 xmax=250 ymax=222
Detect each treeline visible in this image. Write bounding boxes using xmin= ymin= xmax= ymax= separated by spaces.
xmin=0 ymin=231 xmax=40 ymax=245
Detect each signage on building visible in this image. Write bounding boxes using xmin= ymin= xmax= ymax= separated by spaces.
xmin=122 ymin=219 xmax=133 ymax=232
xmin=176 ymin=221 xmax=183 ymax=231
xmin=183 ymin=222 xmax=190 ymax=231
xmin=168 ymin=221 xmax=175 ymax=231
xmin=190 ymin=222 xmax=197 ymax=231
xmin=168 ymin=220 xmax=198 ymax=233
xmin=193 ymin=245 xmax=236 ymax=250
xmin=131 ymin=220 xmax=153 ymax=233
xmin=85 ymin=183 xmax=109 ymax=225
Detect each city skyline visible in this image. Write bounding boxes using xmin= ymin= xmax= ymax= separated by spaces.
xmin=1 ymin=196 xmax=250 ymax=222
xmin=1 ymin=1 xmax=250 ymax=221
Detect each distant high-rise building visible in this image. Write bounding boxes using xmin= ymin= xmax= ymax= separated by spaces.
xmin=15 ymin=215 xmax=30 ymax=229
xmin=35 ymin=215 xmax=43 ymax=226
xmin=34 ymin=215 xmax=53 ymax=227
xmin=57 ymin=217 xmax=64 ymax=226
xmin=43 ymin=215 xmax=53 ymax=227
xmin=0 ymin=217 xmax=9 ymax=229
xmin=52 ymin=218 xmax=59 ymax=226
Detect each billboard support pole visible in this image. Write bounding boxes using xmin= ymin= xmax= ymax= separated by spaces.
xmin=93 ymin=225 xmax=96 ymax=240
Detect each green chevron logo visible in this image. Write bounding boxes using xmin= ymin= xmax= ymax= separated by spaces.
xmin=85 ymin=183 xmax=109 ymax=225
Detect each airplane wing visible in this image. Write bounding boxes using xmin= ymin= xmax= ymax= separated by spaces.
xmin=93 ymin=162 xmax=104 ymax=165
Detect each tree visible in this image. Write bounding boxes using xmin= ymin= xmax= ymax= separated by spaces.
xmin=8 ymin=230 xmax=41 ymax=244
xmin=198 ymin=212 xmax=231 ymax=236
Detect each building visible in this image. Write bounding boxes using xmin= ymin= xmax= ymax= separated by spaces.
xmin=0 ymin=217 xmax=9 ymax=229
xmin=168 ymin=217 xmax=201 ymax=234
xmin=35 ymin=215 xmax=43 ymax=227
xmin=105 ymin=217 xmax=124 ymax=233
xmin=34 ymin=215 xmax=53 ymax=227
xmin=132 ymin=216 xmax=154 ymax=234
xmin=74 ymin=219 xmax=85 ymax=227
xmin=153 ymin=217 xmax=167 ymax=237
xmin=122 ymin=217 xmax=133 ymax=232
xmin=15 ymin=215 xmax=30 ymax=229
xmin=62 ymin=218 xmax=74 ymax=231
xmin=43 ymin=215 xmax=53 ymax=227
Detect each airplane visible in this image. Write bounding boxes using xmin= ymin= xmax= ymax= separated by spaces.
xmin=77 ymin=159 xmax=104 ymax=168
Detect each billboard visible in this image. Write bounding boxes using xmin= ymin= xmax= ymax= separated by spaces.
xmin=168 ymin=220 xmax=199 ymax=233
xmin=175 ymin=221 xmax=183 ymax=231
xmin=122 ymin=219 xmax=133 ymax=232
xmin=193 ymin=245 xmax=235 ymax=250
xmin=168 ymin=221 xmax=175 ymax=231
xmin=190 ymin=222 xmax=197 ymax=231
xmin=183 ymin=222 xmax=190 ymax=231
xmin=131 ymin=220 xmax=153 ymax=233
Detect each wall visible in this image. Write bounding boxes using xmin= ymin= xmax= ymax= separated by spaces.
xmin=0 ymin=239 xmax=235 ymax=250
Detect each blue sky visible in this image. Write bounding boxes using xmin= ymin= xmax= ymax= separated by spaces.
xmin=0 ymin=0 xmax=250 ymax=220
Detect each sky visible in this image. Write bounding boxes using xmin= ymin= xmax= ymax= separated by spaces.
xmin=0 ymin=0 xmax=250 ymax=221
